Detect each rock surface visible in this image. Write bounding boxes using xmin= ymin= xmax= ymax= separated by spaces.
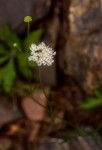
xmin=0 ymin=138 xmax=11 ymax=150
xmin=0 ymin=99 xmax=23 ymax=128
xmin=0 ymin=0 xmax=51 ymax=31
xmin=22 ymin=91 xmax=47 ymax=121
xmin=35 ymin=136 xmax=102 ymax=150
xmin=59 ymin=0 xmax=102 ymax=94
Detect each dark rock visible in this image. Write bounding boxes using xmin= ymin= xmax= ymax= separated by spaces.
xmin=0 ymin=0 xmax=51 ymax=31
xmin=34 ymin=135 xmax=102 ymax=150
xmin=36 ymin=137 xmax=69 ymax=150
xmin=62 ymin=32 xmax=102 ymax=93
xmin=0 ymin=99 xmax=23 ymax=128
xmin=69 ymin=136 xmax=102 ymax=150
xmin=0 ymin=138 xmax=11 ymax=150
xmin=59 ymin=0 xmax=102 ymax=94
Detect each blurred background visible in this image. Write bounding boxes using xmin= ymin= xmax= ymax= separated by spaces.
xmin=0 ymin=0 xmax=102 ymax=149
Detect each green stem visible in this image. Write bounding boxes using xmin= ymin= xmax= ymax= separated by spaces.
xmin=38 ymin=67 xmax=48 ymax=98
xmin=16 ymin=47 xmax=22 ymax=52
xmin=27 ymin=22 xmax=30 ymax=38
xmin=26 ymin=22 xmax=31 ymax=84
xmin=38 ymin=67 xmax=56 ymax=125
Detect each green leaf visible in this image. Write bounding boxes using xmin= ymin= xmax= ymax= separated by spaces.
xmin=0 ymin=43 xmax=9 ymax=64
xmin=93 ymin=90 xmax=102 ymax=97
xmin=80 ymin=98 xmax=102 ymax=110
xmin=23 ymin=28 xmax=44 ymax=50
xmin=17 ymin=52 xmax=35 ymax=78
xmin=0 ymin=25 xmax=21 ymax=51
xmin=0 ymin=43 xmax=8 ymax=54
xmin=0 ymin=61 xmax=16 ymax=92
xmin=0 ymin=56 xmax=9 ymax=64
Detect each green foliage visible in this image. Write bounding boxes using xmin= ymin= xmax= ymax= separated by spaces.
xmin=23 ymin=29 xmax=44 ymax=50
xmin=17 ymin=52 xmax=35 ymax=78
xmin=80 ymin=90 xmax=102 ymax=110
xmin=0 ymin=61 xmax=16 ymax=92
xmin=0 ymin=25 xmax=44 ymax=93
xmin=0 ymin=25 xmax=21 ymax=50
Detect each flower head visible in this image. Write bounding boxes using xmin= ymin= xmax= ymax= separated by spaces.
xmin=28 ymin=42 xmax=56 ymax=66
xmin=24 ymin=16 xmax=32 ymax=22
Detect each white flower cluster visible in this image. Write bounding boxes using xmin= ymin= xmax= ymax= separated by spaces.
xmin=28 ymin=42 xmax=56 ymax=66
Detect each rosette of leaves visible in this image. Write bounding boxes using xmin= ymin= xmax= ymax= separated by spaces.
xmin=0 ymin=25 xmax=43 ymax=93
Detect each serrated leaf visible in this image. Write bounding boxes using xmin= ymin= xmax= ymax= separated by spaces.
xmin=0 ymin=61 xmax=16 ymax=92
xmin=23 ymin=28 xmax=44 ymax=50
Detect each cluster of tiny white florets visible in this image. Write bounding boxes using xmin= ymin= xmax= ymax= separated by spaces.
xmin=28 ymin=42 xmax=56 ymax=66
